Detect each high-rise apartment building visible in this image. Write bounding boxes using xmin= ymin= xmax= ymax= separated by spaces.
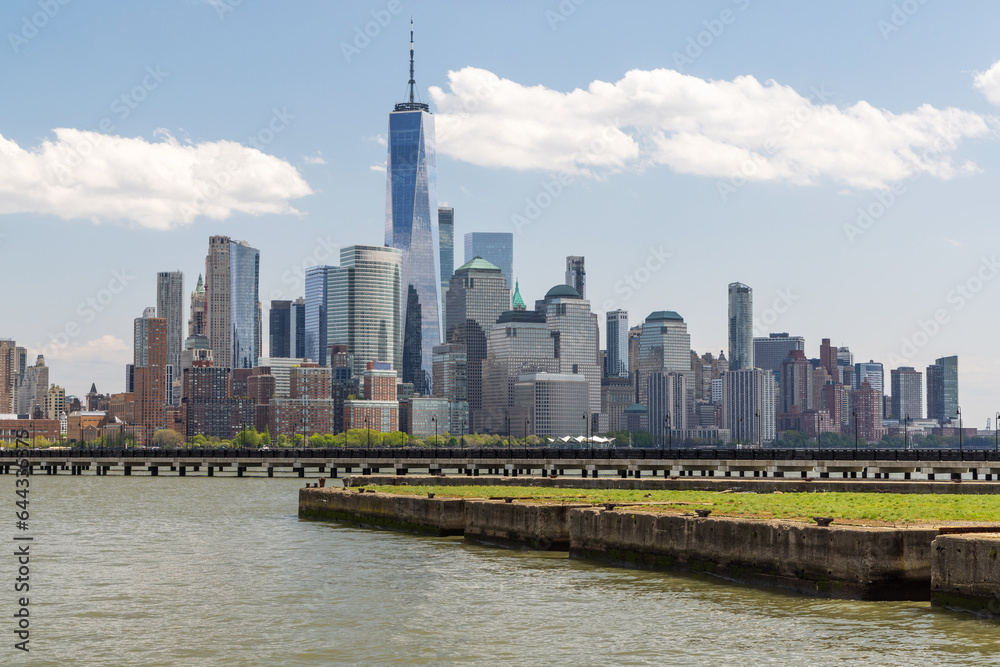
xmin=304 ymin=266 xmax=331 ymax=365
xmin=0 ymin=339 xmax=16 ymax=414
xmin=853 ymin=379 xmax=886 ymax=443
xmin=156 ymin=271 xmax=184 ymax=373
xmin=727 ymin=282 xmax=753 ymax=370
xmin=464 ymin=232 xmax=513 ymax=289
xmin=605 ymin=310 xmax=629 ymax=379
xmin=753 ymin=333 xmax=805 ymax=377
xmin=565 ymin=256 xmax=586 ymax=299
xmin=855 ymin=361 xmax=885 ymax=397
xmin=647 ymin=370 xmax=688 ymax=446
xmin=931 ymin=355 xmax=959 ymax=422
xmin=445 ymin=257 xmax=508 ymax=416
xmin=19 ymin=356 xmax=48 ymax=417
xmin=779 ymin=349 xmax=813 ymax=414
xmin=328 ymin=245 xmax=404 ymax=378
xmin=290 ymin=298 xmax=306 ymax=359
xmin=205 ymin=236 xmax=260 ymax=369
xmin=432 ymin=343 xmax=467 ymax=402
xmin=133 ymin=310 xmax=168 ymax=445
xmin=819 ymin=338 xmax=838 ymax=380
xmin=891 ymin=366 xmax=923 ymax=422
xmin=439 ymin=206 xmax=454 ymax=328
xmin=385 ymin=23 xmax=440 ymax=395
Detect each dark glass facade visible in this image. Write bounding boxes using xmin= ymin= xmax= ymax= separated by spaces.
xmin=386 ymin=108 xmax=439 ymax=395
xmin=269 ymin=300 xmax=291 ymax=358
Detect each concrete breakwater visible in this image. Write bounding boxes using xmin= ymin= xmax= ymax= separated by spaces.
xmin=348 ymin=473 xmax=1000 ymax=495
xmin=299 ymin=486 xmax=1000 ymax=609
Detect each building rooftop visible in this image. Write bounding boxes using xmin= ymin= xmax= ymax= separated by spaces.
xmin=646 ymin=310 xmax=683 ymax=322
xmin=544 ymin=284 xmax=581 ymax=299
xmin=455 ymin=256 xmax=501 ymax=273
xmin=497 ymin=310 xmax=546 ymax=325
xmin=624 ymin=403 xmax=648 ymax=414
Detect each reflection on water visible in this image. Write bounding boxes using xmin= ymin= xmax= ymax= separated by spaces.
xmin=2 ymin=475 xmax=998 ymax=666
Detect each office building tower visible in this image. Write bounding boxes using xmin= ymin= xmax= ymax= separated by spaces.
xmin=133 ymin=310 xmax=168 ymax=445
xmin=304 ymin=267 xmax=331 ymax=365
xmin=692 ymin=351 xmax=728 ymax=403
xmin=328 ymin=245 xmax=403 ymax=378
xmin=385 ymin=21 xmax=439 ymax=395
xmin=727 ymin=282 xmax=753 ymax=370
xmin=637 ymin=311 xmax=692 ymax=408
xmin=464 ymin=232 xmax=513 ymax=289
xmin=156 ymin=271 xmax=184 ymax=374
xmin=601 ymin=377 xmax=634 ymax=432
xmin=289 ymin=297 xmax=306 ymax=358
xmin=44 ymin=385 xmax=65 ymax=421
xmin=205 ymin=236 xmax=260 ymax=369
xmin=445 ymin=257 xmax=509 ymax=414
xmin=566 ymin=256 xmax=586 ymax=298
xmin=19 ymin=356 xmax=48 ymax=417
xmin=0 ymin=339 xmax=15 ymax=414
xmin=480 ymin=309 xmax=559 ymax=432
xmin=269 ymin=300 xmax=292 ymax=358
xmin=926 ymin=363 xmax=943 ymax=423
xmin=535 ymin=284 xmax=601 ymax=416
xmin=855 ymin=361 xmax=884 ymax=397
xmin=647 ymin=370 xmax=688 ymax=447
xmin=891 ymin=366 xmax=923 ymax=422
xmin=605 ymin=310 xmax=629 ymax=379
xmin=344 ymin=361 xmax=399 ymax=432
xmin=514 ymin=373 xmax=589 ymax=437
xmin=753 ymin=333 xmax=805 ymax=377
xmin=432 ymin=343 xmax=467 ymax=402
xmin=837 ymin=346 xmax=853 ymax=367
xmin=188 ymin=274 xmax=206 ymax=337
xmin=439 ymin=206 xmax=454 ymax=328
xmin=722 ymin=368 xmax=776 ymax=444
xmin=934 ymin=355 xmax=958 ymax=422
xmin=627 ymin=325 xmax=642 ymax=379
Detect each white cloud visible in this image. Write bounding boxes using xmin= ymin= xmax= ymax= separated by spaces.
xmin=303 ymin=152 xmax=327 ymax=165
xmin=974 ymin=60 xmax=1000 ymax=106
xmin=367 ymin=134 xmax=387 ymax=147
xmin=430 ymin=67 xmax=994 ymax=189
xmin=0 ymin=128 xmax=312 ymax=230
xmin=32 ymin=335 xmax=130 ymax=364
xmin=370 ymin=161 xmax=386 ymax=174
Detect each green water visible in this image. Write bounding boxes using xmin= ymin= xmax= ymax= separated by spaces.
xmin=1 ymin=475 xmax=998 ymax=666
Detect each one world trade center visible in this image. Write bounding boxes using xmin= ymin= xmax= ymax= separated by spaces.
xmin=385 ymin=19 xmax=440 ymax=394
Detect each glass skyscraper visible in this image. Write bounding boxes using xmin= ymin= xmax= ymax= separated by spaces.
xmin=385 ymin=25 xmax=439 ymax=395
xmin=605 ymin=310 xmax=629 ymax=379
xmin=728 ymin=282 xmax=753 ymax=371
xmin=439 ymin=206 xmax=454 ymax=329
xmin=304 ymin=267 xmax=331 ymax=365
xmin=205 ymin=236 xmax=259 ymax=370
xmin=464 ymin=232 xmax=513 ymax=290
xmin=328 ymin=245 xmax=402 ymax=378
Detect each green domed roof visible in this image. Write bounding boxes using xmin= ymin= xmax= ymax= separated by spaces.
xmin=512 ymin=279 xmax=525 ymax=310
xmin=545 ymin=284 xmax=581 ymax=299
xmin=624 ymin=403 xmax=648 ymax=414
xmin=456 ymin=256 xmax=501 ymax=273
xmin=646 ymin=310 xmax=683 ymax=322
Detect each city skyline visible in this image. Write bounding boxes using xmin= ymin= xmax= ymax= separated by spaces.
xmin=3 ymin=2 xmax=1000 ymax=427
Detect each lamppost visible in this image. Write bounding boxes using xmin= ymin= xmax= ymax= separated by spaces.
xmin=903 ymin=414 xmax=910 ymax=450
xmin=995 ymin=412 xmax=999 ymax=454
xmin=461 ymin=419 xmax=466 ymax=449
xmin=365 ymin=416 xmax=370 ymax=448
xmin=582 ymin=413 xmax=590 ymax=451
xmin=755 ymin=410 xmax=760 ymax=447
xmin=666 ymin=412 xmax=672 ymax=451
xmin=853 ymin=410 xmax=858 ymax=452
xmin=738 ymin=416 xmax=744 ymax=446
xmin=431 ymin=415 xmax=438 ymax=448
xmin=957 ymin=406 xmax=963 ymax=458
xmin=524 ymin=416 xmax=530 ymax=451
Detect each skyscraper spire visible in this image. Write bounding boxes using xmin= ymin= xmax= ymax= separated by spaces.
xmin=408 ymin=16 xmax=415 ymax=104
xmin=395 ymin=17 xmax=428 ymax=112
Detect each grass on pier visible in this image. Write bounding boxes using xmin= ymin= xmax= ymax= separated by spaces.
xmin=361 ymin=485 xmax=1000 ymax=525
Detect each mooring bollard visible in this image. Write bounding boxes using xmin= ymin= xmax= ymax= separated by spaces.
xmin=695 ymin=509 xmax=712 ymax=518
xmin=318 ymin=477 xmax=326 ymax=488
xmin=813 ymin=516 xmax=834 ymax=527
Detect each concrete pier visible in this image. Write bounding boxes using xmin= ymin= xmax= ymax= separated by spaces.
xmin=931 ymin=533 xmax=1000 ymax=616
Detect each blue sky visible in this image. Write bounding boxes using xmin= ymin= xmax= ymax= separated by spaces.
xmin=3 ymin=0 xmax=1000 ymax=428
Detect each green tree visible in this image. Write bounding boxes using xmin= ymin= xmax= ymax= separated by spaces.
xmin=153 ymin=429 xmax=184 ymax=447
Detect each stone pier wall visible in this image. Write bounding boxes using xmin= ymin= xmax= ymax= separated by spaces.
xmin=931 ymin=533 xmax=1000 ymax=616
